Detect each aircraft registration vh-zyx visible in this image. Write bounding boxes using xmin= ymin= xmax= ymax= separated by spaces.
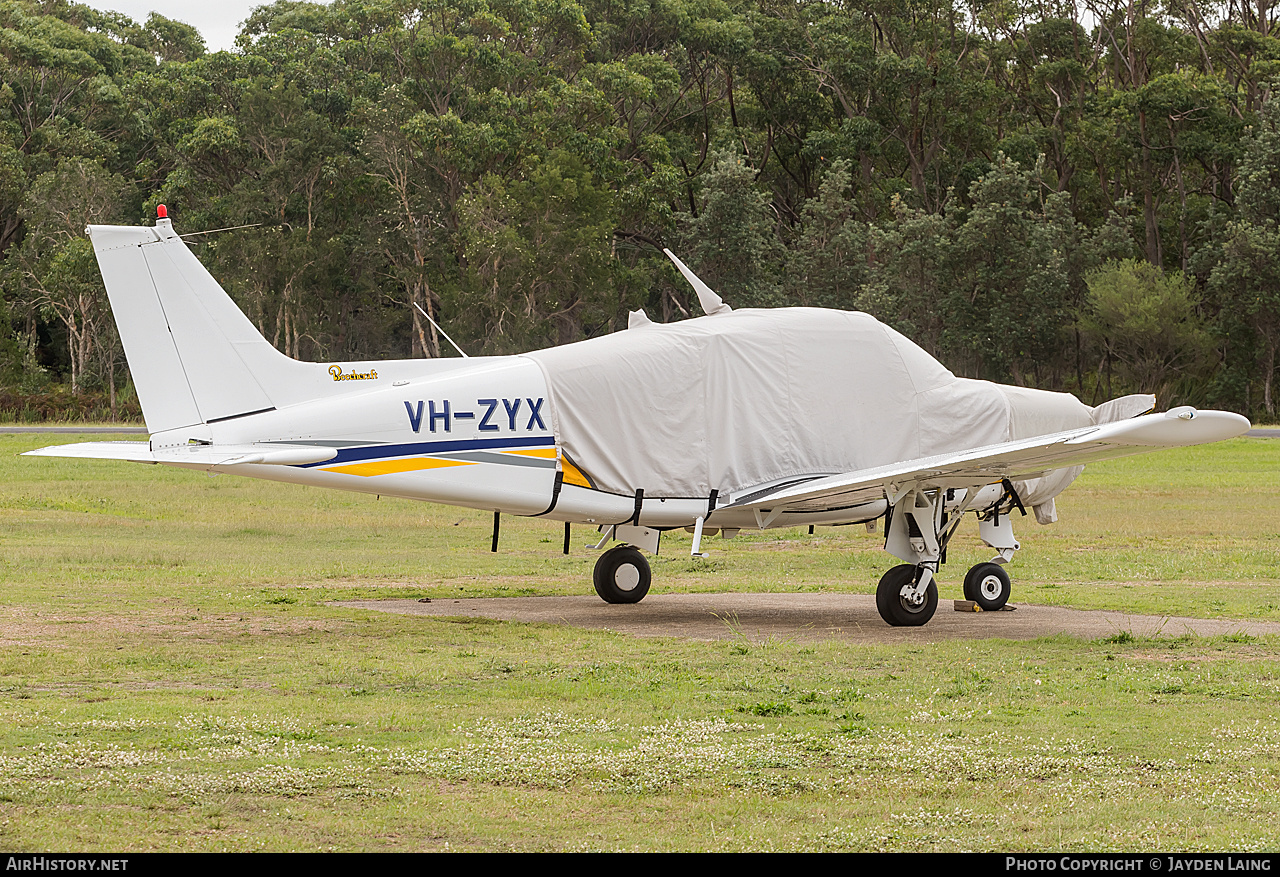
xmin=25 ymin=209 xmax=1251 ymax=626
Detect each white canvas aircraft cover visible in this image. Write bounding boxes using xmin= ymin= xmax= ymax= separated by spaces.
xmin=525 ymin=307 xmax=1097 ymax=499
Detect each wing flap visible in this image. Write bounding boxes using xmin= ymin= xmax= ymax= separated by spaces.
xmin=724 ymin=407 xmax=1250 ymax=513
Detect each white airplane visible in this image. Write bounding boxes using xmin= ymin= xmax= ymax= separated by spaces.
xmin=26 ymin=210 xmax=1251 ymax=626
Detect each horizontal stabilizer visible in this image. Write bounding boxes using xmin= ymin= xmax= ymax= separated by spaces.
xmin=725 ymin=407 xmax=1250 ymax=513
xmin=24 ymin=442 xmax=337 ymax=468
xmin=153 ymin=444 xmax=340 ymax=467
xmin=22 ymin=442 xmax=156 ymax=463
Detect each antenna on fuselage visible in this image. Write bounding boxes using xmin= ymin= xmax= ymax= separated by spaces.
xmin=412 ymin=301 xmax=469 ymax=358
xmin=662 ymin=248 xmax=732 ymax=316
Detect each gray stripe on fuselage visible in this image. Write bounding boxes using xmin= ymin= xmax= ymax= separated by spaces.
xmin=435 ymin=451 xmax=557 ymax=469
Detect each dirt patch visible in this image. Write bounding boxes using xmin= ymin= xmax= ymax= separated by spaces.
xmin=332 ymin=593 xmax=1280 ymax=645
xmin=0 ymin=606 xmax=345 ymax=647
xmin=292 ymin=575 xmax=567 ymax=590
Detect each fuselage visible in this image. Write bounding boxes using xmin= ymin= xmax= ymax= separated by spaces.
xmin=160 ymin=352 xmax=889 ymax=532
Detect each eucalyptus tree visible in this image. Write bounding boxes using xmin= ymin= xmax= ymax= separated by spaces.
xmin=136 ymin=7 xmax=390 ymax=362
xmin=8 ymin=157 xmax=127 ymax=393
xmin=0 ymin=0 xmax=153 ymax=385
xmin=806 ymin=0 xmax=1003 ymax=213
xmin=1081 ymin=258 xmax=1213 ymax=402
xmin=981 ymin=13 xmax=1100 ymax=199
xmin=674 ymin=147 xmax=781 ymax=307
xmin=1075 ymin=0 xmax=1246 ymax=268
xmin=1183 ymin=0 xmax=1280 ymax=115
xmin=946 ymin=156 xmax=1081 ymax=386
xmin=1208 ymin=86 xmax=1280 ymax=415
xmin=781 ymin=158 xmax=868 ymax=310
xmin=457 ymin=151 xmax=624 ymax=350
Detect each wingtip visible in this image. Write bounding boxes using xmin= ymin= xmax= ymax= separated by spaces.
xmin=1074 ymin=408 xmax=1252 ymax=447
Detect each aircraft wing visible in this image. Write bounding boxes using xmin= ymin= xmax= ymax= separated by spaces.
xmin=23 ymin=442 xmax=337 ymax=467
xmin=723 ymin=407 xmax=1250 ymax=513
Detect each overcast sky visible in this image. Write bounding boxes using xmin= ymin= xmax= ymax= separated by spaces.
xmin=82 ymin=2 xmax=310 ymax=53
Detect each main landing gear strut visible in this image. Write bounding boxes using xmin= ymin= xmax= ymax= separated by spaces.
xmin=875 ymin=485 xmax=1022 ymax=627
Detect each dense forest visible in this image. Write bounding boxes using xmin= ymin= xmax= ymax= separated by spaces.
xmin=1 ymin=0 xmax=1278 ymax=421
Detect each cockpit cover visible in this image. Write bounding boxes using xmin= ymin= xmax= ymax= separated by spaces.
xmin=524 ymin=308 xmax=1093 ymax=499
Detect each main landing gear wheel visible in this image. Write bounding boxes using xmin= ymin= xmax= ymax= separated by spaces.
xmin=963 ymin=562 xmax=1011 ymax=611
xmin=876 ymin=564 xmax=938 ymax=627
xmin=593 ymin=545 xmax=651 ymax=604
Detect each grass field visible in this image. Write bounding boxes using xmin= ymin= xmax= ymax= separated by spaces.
xmin=1 ymin=432 xmax=1278 ymax=851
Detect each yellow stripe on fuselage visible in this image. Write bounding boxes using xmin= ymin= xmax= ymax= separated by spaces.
xmin=505 ymin=448 xmax=557 ymax=459
xmin=322 ymin=457 xmax=477 ymax=477
xmin=561 ymin=458 xmax=593 ymax=488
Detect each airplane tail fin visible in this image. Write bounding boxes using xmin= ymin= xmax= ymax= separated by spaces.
xmin=88 ymin=217 xmax=313 ymax=434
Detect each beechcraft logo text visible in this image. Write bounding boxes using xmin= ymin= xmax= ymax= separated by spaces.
xmin=329 ymin=365 xmax=378 ymax=381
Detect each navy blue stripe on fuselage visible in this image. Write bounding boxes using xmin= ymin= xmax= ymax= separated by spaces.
xmin=297 ymin=435 xmax=556 ymax=468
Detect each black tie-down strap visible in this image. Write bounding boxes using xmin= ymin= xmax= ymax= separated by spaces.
xmin=989 ymin=478 xmax=1027 ymax=526
xmin=1001 ymin=478 xmax=1027 ymax=516
xmin=533 ymin=470 xmax=564 ymax=517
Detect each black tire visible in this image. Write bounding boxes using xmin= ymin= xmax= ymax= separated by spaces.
xmin=592 ymin=545 xmax=651 ymax=604
xmin=875 ymin=564 xmax=938 ymax=627
xmin=963 ymin=562 xmax=1011 ymax=611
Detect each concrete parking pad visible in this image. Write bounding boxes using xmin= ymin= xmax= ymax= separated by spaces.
xmin=334 ymin=593 xmax=1280 ymax=644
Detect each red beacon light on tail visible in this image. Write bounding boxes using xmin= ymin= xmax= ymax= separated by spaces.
xmin=156 ymin=204 xmax=168 ymax=220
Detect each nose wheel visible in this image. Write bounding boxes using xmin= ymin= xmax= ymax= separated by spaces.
xmin=963 ymin=562 xmax=1011 ymax=611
